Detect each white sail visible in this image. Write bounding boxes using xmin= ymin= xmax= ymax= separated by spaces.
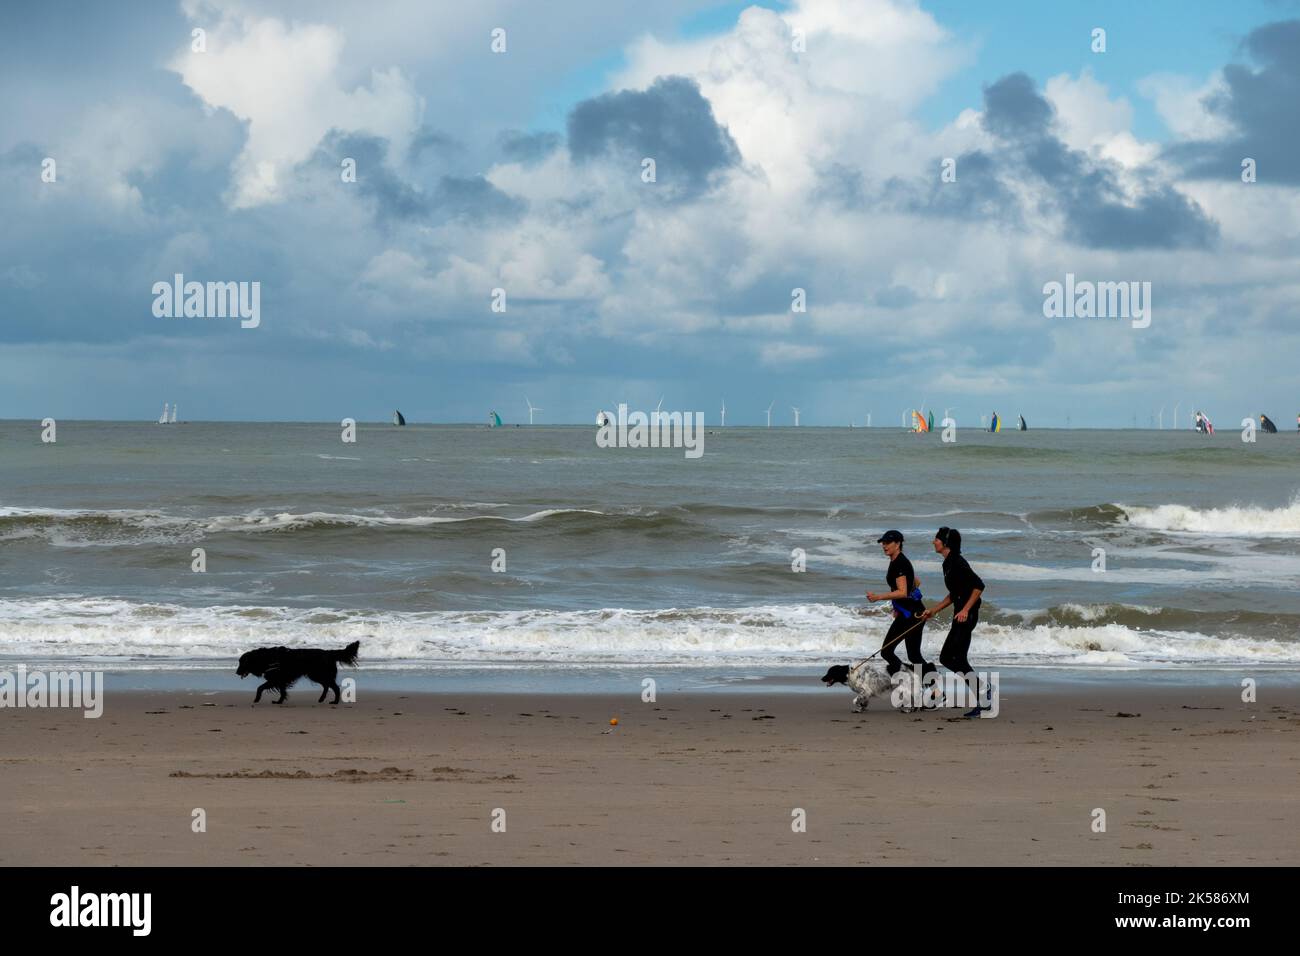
xmin=170 ymin=403 xmax=177 ymax=424
xmin=158 ymin=402 xmax=169 ymax=424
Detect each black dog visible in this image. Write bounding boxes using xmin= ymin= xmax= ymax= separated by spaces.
xmin=236 ymin=640 xmax=360 ymax=704
xmin=820 ymin=664 xmax=851 ymax=686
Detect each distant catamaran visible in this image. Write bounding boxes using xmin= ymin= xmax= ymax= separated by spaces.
xmin=393 ymin=410 xmax=406 ymax=426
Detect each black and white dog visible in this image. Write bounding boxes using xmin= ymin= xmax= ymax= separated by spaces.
xmin=820 ymin=659 xmax=922 ymax=713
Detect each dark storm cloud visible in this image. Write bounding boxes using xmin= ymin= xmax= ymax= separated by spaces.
xmin=1165 ymin=20 xmax=1300 ymax=184
xmin=885 ymin=149 xmax=1019 ymax=221
xmin=316 ymin=132 xmax=522 ymax=224
xmin=498 ymin=129 xmax=562 ymax=164
xmin=567 ymin=75 xmax=741 ymax=196
xmin=407 ymin=126 xmax=462 ymax=163
xmin=432 ymin=175 xmax=524 ymax=221
xmin=320 ymin=131 xmax=429 ymax=221
xmin=981 ymin=72 xmax=1053 ymax=140
xmin=896 ymin=72 xmax=1217 ymax=250
xmin=982 ymin=73 xmax=1218 ymax=249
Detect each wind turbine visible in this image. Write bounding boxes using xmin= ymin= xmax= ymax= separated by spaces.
xmin=655 ymin=396 xmax=664 ymax=416
xmin=1157 ymin=406 xmax=1164 ymax=430
xmin=1173 ymin=402 xmax=1180 ymax=431
xmin=525 ymin=397 xmax=541 ymax=425
xmin=720 ymin=399 xmax=726 ymax=427
xmin=765 ymin=401 xmax=775 ymax=427
xmin=866 ymin=412 xmax=871 ymax=428
xmin=791 ymin=407 xmax=801 ymax=427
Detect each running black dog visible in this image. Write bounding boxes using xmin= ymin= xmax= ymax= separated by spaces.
xmin=235 ymin=640 xmax=360 ymax=704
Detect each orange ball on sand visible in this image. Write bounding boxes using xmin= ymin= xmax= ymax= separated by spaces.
xmin=610 ymin=718 xmax=619 ymax=726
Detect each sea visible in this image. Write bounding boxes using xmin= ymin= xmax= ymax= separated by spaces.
xmin=3 ymin=420 xmax=1299 ymax=691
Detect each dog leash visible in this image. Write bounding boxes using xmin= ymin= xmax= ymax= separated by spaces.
xmin=860 ymin=607 xmax=949 ymax=662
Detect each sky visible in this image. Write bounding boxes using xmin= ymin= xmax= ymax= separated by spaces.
xmin=2 ymin=0 xmax=1299 ymax=427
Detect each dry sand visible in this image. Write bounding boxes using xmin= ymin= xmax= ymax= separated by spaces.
xmin=2 ymin=683 xmax=1297 ymax=865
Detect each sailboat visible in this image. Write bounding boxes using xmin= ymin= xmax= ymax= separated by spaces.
xmin=488 ymin=411 xmax=503 ymax=427
xmin=1018 ymin=414 xmax=1027 ymax=431
xmin=1260 ymin=413 xmax=1278 ymax=434
xmin=989 ymin=412 xmax=1001 ymax=433
xmin=170 ymin=403 xmax=178 ymax=424
xmin=910 ymin=409 xmax=930 ymax=433
xmin=157 ymin=402 xmax=170 ymax=425
xmin=927 ymin=410 xmax=935 ymax=432
xmin=393 ymin=410 xmax=406 ymax=426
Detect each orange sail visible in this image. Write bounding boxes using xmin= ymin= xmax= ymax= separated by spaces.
xmin=911 ymin=409 xmax=930 ymax=433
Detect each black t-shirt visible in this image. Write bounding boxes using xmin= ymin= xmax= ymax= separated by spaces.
xmin=942 ymin=552 xmax=985 ymax=610
xmin=886 ymin=553 xmax=925 ymax=614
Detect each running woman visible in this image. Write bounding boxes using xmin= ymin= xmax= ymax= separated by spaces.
xmin=865 ymin=530 xmax=934 ymax=678
xmin=920 ymin=527 xmax=987 ymax=717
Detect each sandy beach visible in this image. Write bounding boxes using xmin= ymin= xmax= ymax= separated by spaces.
xmin=2 ymin=681 xmax=1296 ymax=866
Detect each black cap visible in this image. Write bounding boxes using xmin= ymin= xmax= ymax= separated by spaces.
xmin=876 ymin=530 xmax=904 ymax=544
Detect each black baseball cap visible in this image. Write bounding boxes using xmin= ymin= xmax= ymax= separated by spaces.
xmin=876 ymin=530 xmax=904 ymax=544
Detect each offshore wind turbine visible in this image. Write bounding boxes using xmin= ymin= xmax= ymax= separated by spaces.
xmin=720 ymin=399 xmax=726 ymax=427
xmin=525 ymin=397 xmax=541 ymax=425
xmin=765 ymin=401 xmax=775 ymax=427
xmin=791 ymin=406 xmax=801 ymax=426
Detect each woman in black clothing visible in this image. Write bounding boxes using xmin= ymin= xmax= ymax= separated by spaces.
xmin=919 ymin=527 xmax=986 ymax=717
xmin=865 ymin=530 xmax=933 ymax=678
